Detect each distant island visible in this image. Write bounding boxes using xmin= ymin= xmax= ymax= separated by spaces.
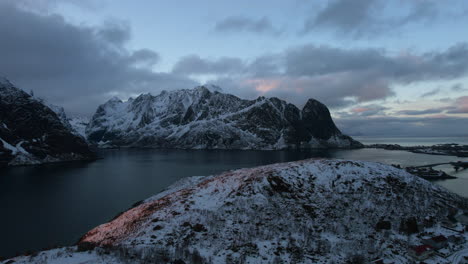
xmin=367 ymin=143 xmax=468 ymax=157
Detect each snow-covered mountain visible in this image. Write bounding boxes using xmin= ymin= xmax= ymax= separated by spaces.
xmin=0 ymin=78 xmax=95 ymax=166
xmin=86 ymin=85 xmax=362 ymax=149
xmin=68 ymin=116 xmax=90 ymax=139
xmin=5 ymin=159 xmax=467 ymax=263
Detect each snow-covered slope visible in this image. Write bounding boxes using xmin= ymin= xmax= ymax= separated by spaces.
xmin=68 ymin=116 xmax=89 ymax=139
xmin=7 ymin=159 xmax=466 ymax=263
xmin=47 ymin=105 xmax=90 ymax=139
xmin=0 ymin=78 xmax=95 ymax=166
xmin=86 ymin=85 xmax=362 ymax=149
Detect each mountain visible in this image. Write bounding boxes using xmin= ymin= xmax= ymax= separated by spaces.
xmin=68 ymin=116 xmax=90 ymax=139
xmin=0 ymin=78 xmax=95 ymax=166
xmin=48 ymin=104 xmax=89 ymax=139
xmin=5 ymin=159 xmax=467 ymax=263
xmin=86 ymin=85 xmax=362 ymax=149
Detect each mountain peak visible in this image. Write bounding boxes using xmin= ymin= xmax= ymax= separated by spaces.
xmin=0 ymin=76 xmax=12 ymax=87
xmin=86 ymin=85 xmax=361 ymax=149
xmin=201 ymin=84 xmax=223 ymax=93
xmin=108 ymin=96 xmax=122 ymax=103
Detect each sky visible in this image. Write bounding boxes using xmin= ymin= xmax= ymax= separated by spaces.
xmin=0 ymin=0 xmax=467 ymax=137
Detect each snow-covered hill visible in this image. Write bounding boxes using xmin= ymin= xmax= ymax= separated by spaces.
xmin=68 ymin=116 xmax=90 ymax=139
xmin=86 ymin=85 xmax=362 ymax=149
xmin=0 ymin=78 xmax=95 ymax=166
xmin=5 ymin=159 xmax=467 ymax=263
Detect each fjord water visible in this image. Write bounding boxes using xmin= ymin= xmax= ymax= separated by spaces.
xmin=1 ymin=138 xmax=468 ymax=258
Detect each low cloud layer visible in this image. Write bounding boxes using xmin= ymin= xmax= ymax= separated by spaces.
xmin=337 ymin=116 xmax=468 ymax=137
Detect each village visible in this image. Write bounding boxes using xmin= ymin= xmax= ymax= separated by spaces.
xmin=372 ymin=211 xmax=468 ymax=264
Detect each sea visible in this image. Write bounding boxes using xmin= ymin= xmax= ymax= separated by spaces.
xmin=0 ymin=136 xmax=467 ymax=258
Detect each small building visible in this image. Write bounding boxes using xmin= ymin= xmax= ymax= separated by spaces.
xmin=408 ymin=245 xmax=433 ymax=261
xmin=422 ymin=235 xmax=448 ymax=250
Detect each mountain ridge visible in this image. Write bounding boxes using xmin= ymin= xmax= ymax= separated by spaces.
xmin=0 ymin=78 xmax=95 ymax=166
xmin=86 ymin=85 xmax=362 ymax=150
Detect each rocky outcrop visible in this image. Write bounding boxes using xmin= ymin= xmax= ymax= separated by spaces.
xmin=0 ymin=78 xmax=96 ymax=166
xmin=86 ymin=85 xmax=362 ymax=149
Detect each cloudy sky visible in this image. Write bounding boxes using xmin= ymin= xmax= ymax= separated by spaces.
xmin=1 ymin=0 xmax=467 ymax=137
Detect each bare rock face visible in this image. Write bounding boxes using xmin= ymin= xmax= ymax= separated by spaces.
xmin=86 ymin=85 xmax=362 ymax=149
xmin=0 ymin=78 xmax=95 ymax=166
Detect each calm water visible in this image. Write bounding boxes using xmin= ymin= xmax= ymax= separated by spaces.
xmin=1 ymin=140 xmax=468 ymax=258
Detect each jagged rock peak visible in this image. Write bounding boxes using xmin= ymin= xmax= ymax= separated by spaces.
xmin=196 ymin=84 xmax=223 ymax=93
xmin=109 ymin=96 xmax=122 ymax=102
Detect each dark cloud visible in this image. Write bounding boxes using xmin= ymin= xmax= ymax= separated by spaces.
xmin=304 ymin=0 xmax=378 ymax=36
xmin=172 ymin=55 xmax=245 ymax=75
xmin=451 ymin=83 xmax=467 ymax=92
xmin=172 ymin=54 xmax=281 ymax=78
xmin=4 ymin=0 xmax=102 ymax=13
xmin=421 ymin=88 xmax=441 ymax=98
xmin=214 ymin=16 xmax=281 ymax=35
xmin=127 ymin=49 xmax=160 ymax=68
xmin=336 ymin=116 xmax=468 ymax=137
xmin=302 ymin=0 xmax=445 ymax=38
xmin=396 ymin=109 xmax=444 ymax=116
xmin=285 ymin=44 xmax=468 ymax=82
xmin=97 ymin=20 xmax=131 ymax=45
xmin=0 ymin=2 xmax=196 ymax=115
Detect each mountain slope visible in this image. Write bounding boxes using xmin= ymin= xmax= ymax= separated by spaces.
xmin=86 ymin=85 xmax=362 ymax=149
xmin=76 ymin=159 xmax=466 ymax=263
xmin=6 ymin=159 xmax=466 ymax=263
xmin=0 ymin=78 xmax=95 ymax=166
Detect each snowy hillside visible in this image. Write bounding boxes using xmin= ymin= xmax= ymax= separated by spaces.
xmin=67 ymin=116 xmax=90 ymax=139
xmin=0 ymin=78 xmax=95 ymax=166
xmin=5 ymin=159 xmax=467 ymax=263
xmin=86 ymin=85 xmax=362 ymax=149
xmin=47 ymin=105 xmax=90 ymax=139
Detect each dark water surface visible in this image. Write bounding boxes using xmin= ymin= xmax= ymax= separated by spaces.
xmin=1 ymin=147 xmax=467 ymax=258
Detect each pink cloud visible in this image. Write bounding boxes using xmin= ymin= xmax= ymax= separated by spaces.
xmin=456 ymin=96 xmax=468 ymax=112
xmin=351 ymin=107 xmax=371 ymax=113
xmin=244 ymin=78 xmax=282 ymax=93
xmin=447 ymin=96 xmax=468 ymax=114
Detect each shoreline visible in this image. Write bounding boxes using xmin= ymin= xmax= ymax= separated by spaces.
xmin=365 ymin=143 xmax=468 ymax=158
